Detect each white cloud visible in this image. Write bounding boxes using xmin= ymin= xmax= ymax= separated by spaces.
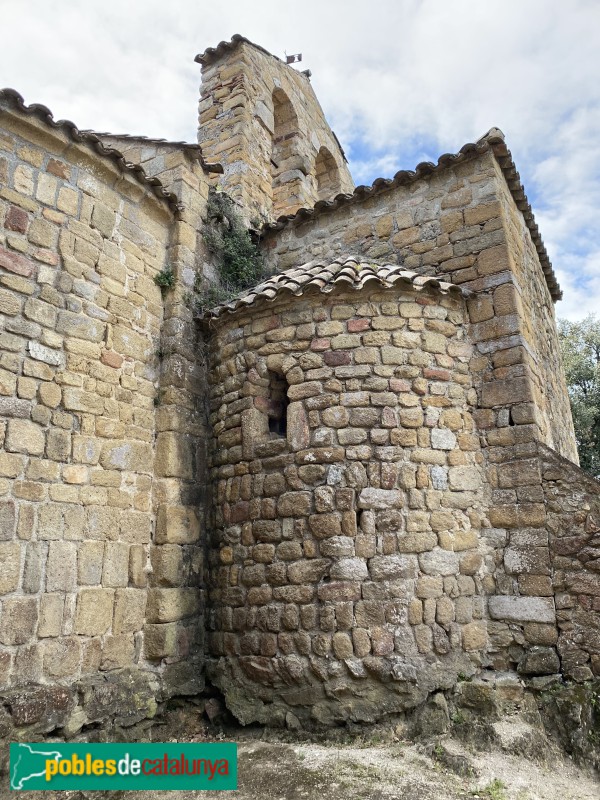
xmin=2 ymin=0 xmax=599 ymax=318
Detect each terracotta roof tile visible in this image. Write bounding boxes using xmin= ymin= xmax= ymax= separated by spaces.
xmin=0 ymin=89 xmax=185 ymax=215
xmin=201 ymin=256 xmax=469 ymax=320
xmin=84 ymin=132 xmax=223 ymax=173
xmin=195 ymin=34 xmax=280 ymax=67
xmin=260 ymin=129 xmax=561 ymax=301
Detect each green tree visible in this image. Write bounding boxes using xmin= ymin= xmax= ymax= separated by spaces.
xmin=558 ymin=315 xmax=600 ymax=476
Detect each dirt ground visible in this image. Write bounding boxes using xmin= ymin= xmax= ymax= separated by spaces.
xmin=6 ymin=734 xmax=599 ymax=800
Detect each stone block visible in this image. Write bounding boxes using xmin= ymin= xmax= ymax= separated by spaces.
xmin=63 ymin=388 xmax=105 ymax=414
xmin=0 ymin=245 xmax=34 ymax=277
xmin=101 ymin=634 xmax=135 ymax=670
xmin=23 ymin=541 xmax=44 ymax=593
xmin=416 ymin=576 xmax=444 ymax=598
xmin=419 ymin=550 xmax=460 ymax=576
xmin=330 ymin=558 xmax=369 ymax=581
xmin=448 ymin=466 xmax=480 ymax=491
xmin=150 ymin=543 xmax=184 ymax=585
xmin=5 ymin=419 xmax=45 ymax=455
xmin=129 ymin=544 xmax=148 ymax=588
xmin=397 ymin=531 xmax=438 ymax=553
xmin=46 ymin=428 xmax=71 ymax=461
xmin=74 ymin=588 xmax=114 ymax=635
xmin=100 ymin=440 xmax=154 ymax=473
xmin=287 ymin=559 xmax=330 ymax=584
xmin=91 ymin=202 xmax=116 ymax=238
xmin=523 ymin=623 xmax=558 ymax=646
xmin=308 ymin=513 xmax=341 ymax=539
xmin=277 ymin=491 xmax=312 ymax=517
xmin=146 ymin=588 xmax=199 ymax=623
xmin=0 ymin=542 xmax=21 ymax=594
xmin=78 ymin=540 xmax=105 ymax=585
xmin=431 ymin=428 xmax=457 ymax=450
xmin=144 ymin=621 xmax=179 ymax=659
xmin=497 ymin=459 xmax=541 ymax=488
xmin=461 ymin=621 xmax=487 ymax=651
xmin=113 ymin=588 xmax=147 ymax=634
xmin=155 ymin=505 xmax=200 ymax=544
xmin=154 ymin=432 xmax=194 ymax=479
xmin=0 ymin=597 xmax=37 ymax=645
xmin=38 ymin=382 xmax=62 ymax=408
xmin=518 ymin=646 xmax=560 ymax=676
xmin=481 ymin=377 xmax=533 ymax=408
xmin=38 ymin=593 xmax=64 ymax=637
xmin=43 ymin=637 xmax=81 ymax=679
xmin=102 ymin=542 xmax=130 ymax=587
xmin=46 ymin=541 xmax=77 ymax=591
xmin=504 ymin=546 xmax=549 ymax=576
xmin=369 ymin=554 xmax=418 ymax=581
xmin=358 ymin=488 xmax=403 ymax=509
xmin=488 ymin=595 xmax=555 ymax=623
xmin=57 ymin=311 xmax=106 ymax=342
xmin=332 ymin=632 xmax=354 ymax=658
xmin=564 ymin=573 xmax=600 ymax=596
xmin=112 ymin=324 xmax=152 ymax=359
xmin=0 ymin=500 xmax=16 ymax=540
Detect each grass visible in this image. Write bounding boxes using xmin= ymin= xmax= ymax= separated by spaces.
xmin=471 ymin=778 xmax=509 ymax=800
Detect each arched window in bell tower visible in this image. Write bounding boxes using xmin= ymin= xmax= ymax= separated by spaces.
xmin=315 ymin=146 xmax=341 ymax=201
xmin=271 ymin=89 xmax=299 ymax=208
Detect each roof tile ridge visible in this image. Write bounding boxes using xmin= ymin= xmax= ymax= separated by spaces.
xmin=84 ymin=131 xmax=224 ymax=174
xmin=199 ymin=257 xmax=470 ymax=321
xmin=0 ymin=88 xmax=185 ymax=215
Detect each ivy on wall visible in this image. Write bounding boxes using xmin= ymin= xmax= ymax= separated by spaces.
xmin=196 ymin=189 xmax=264 ymax=312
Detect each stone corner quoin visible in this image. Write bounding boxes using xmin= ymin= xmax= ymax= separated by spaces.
xmin=0 ymin=35 xmax=598 ymax=737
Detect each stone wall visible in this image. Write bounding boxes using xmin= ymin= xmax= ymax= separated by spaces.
xmin=493 ymin=158 xmax=577 ymax=462
xmin=196 ymin=38 xmax=354 ymax=224
xmin=1 ymin=35 xmax=595 ymax=743
xmin=260 ymin=148 xmax=501 ymax=276
xmin=543 ymin=445 xmax=600 ymax=680
xmin=204 ymin=280 xmax=492 ymax=726
xmin=261 ymin=143 xmax=577 ymax=466
xmin=478 ymin=442 xmax=600 ymax=682
xmin=0 ymin=99 xmax=209 ymax=739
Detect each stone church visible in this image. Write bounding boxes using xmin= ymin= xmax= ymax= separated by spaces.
xmin=0 ymin=34 xmax=598 ymax=738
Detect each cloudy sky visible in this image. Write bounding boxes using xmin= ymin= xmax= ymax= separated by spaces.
xmin=2 ymin=0 xmax=599 ymax=320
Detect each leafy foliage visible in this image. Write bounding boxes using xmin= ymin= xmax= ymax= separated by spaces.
xmin=558 ymin=314 xmax=600 ymax=476
xmin=153 ymin=267 xmax=175 ymax=290
xmin=198 ymin=189 xmax=264 ymax=312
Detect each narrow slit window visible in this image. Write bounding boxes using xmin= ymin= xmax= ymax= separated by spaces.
xmin=267 ymin=369 xmax=289 ymax=437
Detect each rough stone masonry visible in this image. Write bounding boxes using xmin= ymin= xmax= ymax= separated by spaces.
xmin=0 ymin=34 xmax=598 ymax=741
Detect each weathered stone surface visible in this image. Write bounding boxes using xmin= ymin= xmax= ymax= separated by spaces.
xmin=518 ymin=646 xmax=560 ymax=675
xmin=155 ymin=505 xmax=200 ymax=544
xmin=330 ymin=558 xmax=369 ymax=581
xmin=100 ymin=440 xmax=154 ymax=473
xmin=488 ymin=596 xmax=556 ymax=623
xmin=146 ymin=588 xmax=199 ymax=623
xmin=0 ymin=597 xmax=38 ymax=645
xmin=144 ymin=622 xmax=179 ymax=659
xmin=5 ymin=419 xmax=45 ymax=455
xmin=419 ymin=550 xmax=460 ymax=576
xmin=277 ymin=492 xmax=312 ymax=517
xmin=74 ymin=589 xmax=114 ymax=635
xmin=0 ymin=542 xmax=21 ymax=594
xmin=369 ymin=555 xmax=418 ymax=581
xmin=46 ymin=541 xmax=77 ymax=592
xmin=359 ymin=488 xmax=403 ymax=509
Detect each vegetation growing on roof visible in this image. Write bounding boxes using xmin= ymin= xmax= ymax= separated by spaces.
xmin=196 ymin=188 xmax=264 ymax=313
